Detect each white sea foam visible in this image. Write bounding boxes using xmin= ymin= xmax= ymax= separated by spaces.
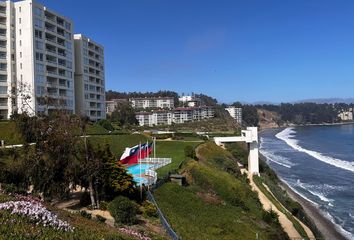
xmin=322 ymin=210 xmax=354 ymax=240
xmin=259 ymin=149 xmax=293 ymax=168
xmin=276 ymin=128 xmax=354 ymax=173
xmin=296 ymin=179 xmax=335 ymax=203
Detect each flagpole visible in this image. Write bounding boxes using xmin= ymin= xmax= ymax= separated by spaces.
xmin=139 ymin=142 xmax=142 ymax=200
xmin=153 ymin=137 xmax=156 ymax=158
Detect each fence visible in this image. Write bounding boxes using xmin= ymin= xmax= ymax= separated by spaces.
xmin=146 ymin=190 xmax=181 ymax=240
xmin=138 ymin=158 xmax=172 ymax=185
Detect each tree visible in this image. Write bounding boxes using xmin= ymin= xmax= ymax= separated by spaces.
xmin=109 ymin=102 xmax=138 ymax=127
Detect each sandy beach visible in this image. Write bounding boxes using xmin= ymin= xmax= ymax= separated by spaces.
xmin=279 ymin=180 xmax=347 ymax=240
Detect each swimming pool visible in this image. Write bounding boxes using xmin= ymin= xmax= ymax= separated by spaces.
xmin=127 ymin=164 xmax=152 ymax=175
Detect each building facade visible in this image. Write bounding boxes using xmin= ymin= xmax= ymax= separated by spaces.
xmin=0 ymin=0 xmax=106 ymax=120
xmin=0 ymin=1 xmax=16 ymax=119
xmin=225 ymin=106 xmax=242 ymax=124
xmin=106 ymin=98 xmax=128 ymax=115
xmin=136 ymin=106 xmax=214 ymax=127
xmin=338 ymin=108 xmax=353 ymax=121
xmin=74 ymin=34 xmax=105 ymax=120
xmin=15 ymin=0 xmax=75 ymax=115
xmin=130 ymin=97 xmax=174 ymax=109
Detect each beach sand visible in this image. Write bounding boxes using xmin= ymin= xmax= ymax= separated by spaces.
xmin=279 ymin=181 xmax=347 ymax=240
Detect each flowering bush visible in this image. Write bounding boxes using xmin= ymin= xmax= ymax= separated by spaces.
xmin=0 ymin=200 xmax=73 ymax=232
xmin=118 ymin=227 xmax=151 ymax=240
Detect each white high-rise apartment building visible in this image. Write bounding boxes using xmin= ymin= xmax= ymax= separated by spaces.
xmin=0 ymin=0 xmax=106 ymax=120
xmin=15 ymin=0 xmax=75 ymax=115
xmin=0 ymin=1 xmax=16 ymax=119
xmin=74 ymin=34 xmax=105 ymax=120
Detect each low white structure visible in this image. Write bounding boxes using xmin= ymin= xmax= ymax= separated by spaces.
xmin=130 ymin=97 xmax=174 ymax=109
xmin=214 ymin=127 xmax=259 ymax=175
xmin=338 ymin=108 xmax=353 ymax=121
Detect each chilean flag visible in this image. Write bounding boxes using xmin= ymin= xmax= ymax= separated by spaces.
xmin=120 ymin=143 xmax=153 ymax=165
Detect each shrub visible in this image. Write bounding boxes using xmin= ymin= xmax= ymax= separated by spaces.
xmin=108 ymin=196 xmax=138 ymax=225
xmin=142 ymin=201 xmax=158 ymax=218
xmin=99 ymin=201 xmax=108 ymax=211
xmin=80 ymin=210 xmax=92 ymax=219
xmin=96 ymin=215 xmax=107 ymax=223
xmin=184 ymin=145 xmax=196 ymax=159
xmin=98 ymin=119 xmax=114 ymax=131
xmin=262 ymin=209 xmax=279 ymax=225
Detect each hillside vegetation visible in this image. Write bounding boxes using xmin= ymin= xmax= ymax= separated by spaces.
xmin=154 ymin=142 xmax=289 ymax=240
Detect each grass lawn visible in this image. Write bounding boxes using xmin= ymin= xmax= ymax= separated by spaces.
xmin=0 ymin=121 xmax=23 ymax=145
xmin=155 ymin=140 xmax=201 ymax=177
xmin=86 ymin=124 xmax=109 ymax=135
xmin=154 ymin=142 xmax=289 ymax=240
xmin=88 ymin=134 xmax=148 ymax=157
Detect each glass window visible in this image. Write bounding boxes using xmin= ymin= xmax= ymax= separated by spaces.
xmin=36 ymin=86 xmax=45 ymax=95
xmin=34 ymin=7 xmax=42 ymax=17
xmin=66 ymin=61 xmax=72 ymax=69
xmin=0 ymin=63 xmax=6 ymax=70
xmin=34 ymin=18 xmax=43 ymax=28
xmin=36 ymin=63 xmax=44 ymax=73
xmin=35 ymin=40 xmax=43 ymax=50
xmin=84 ymin=84 xmax=88 ymax=91
xmin=83 ymin=49 xmax=88 ymax=56
xmin=66 ymin=41 xmax=72 ymax=50
xmin=35 ymin=52 xmax=43 ymax=61
xmin=65 ymin=22 xmax=71 ymax=31
xmin=83 ymin=75 xmax=89 ymax=82
xmin=0 ymin=86 xmax=7 ymax=94
xmin=36 ymin=75 xmax=45 ymax=84
xmin=35 ymin=30 xmax=42 ymax=39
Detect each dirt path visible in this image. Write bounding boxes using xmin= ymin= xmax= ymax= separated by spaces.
xmin=240 ymin=169 xmax=302 ymax=239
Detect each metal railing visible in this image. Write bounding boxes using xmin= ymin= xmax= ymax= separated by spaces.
xmin=137 ymin=158 xmax=172 ymax=185
xmin=146 ymin=191 xmax=180 ymax=240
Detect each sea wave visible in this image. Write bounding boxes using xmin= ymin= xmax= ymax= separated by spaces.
xmin=276 ymin=128 xmax=354 ymax=173
xmin=259 ymin=149 xmax=293 ymax=168
xmin=296 ymin=179 xmax=334 ymax=204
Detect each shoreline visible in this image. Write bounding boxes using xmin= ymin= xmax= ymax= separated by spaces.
xmin=259 ymin=121 xmax=354 ymax=132
xmin=278 ymin=179 xmax=347 ymax=240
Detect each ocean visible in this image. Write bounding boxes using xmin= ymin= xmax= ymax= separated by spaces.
xmin=260 ymin=124 xmax=354 ymax=239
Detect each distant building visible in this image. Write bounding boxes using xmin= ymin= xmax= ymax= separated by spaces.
xmin=225 ymin=106 xmax=242 ymax=124
xmin=130 ymin=97 xmax=174 ymax=109
xmin=178 ymin=95 xmax=201 ymax=107
xmin=106 ymin=98 xmax=128 ymax=115
xmin=338 ymin=108 xmax=353 ymax=121
xmin=136 ymin=106 xmax=214 ymax=126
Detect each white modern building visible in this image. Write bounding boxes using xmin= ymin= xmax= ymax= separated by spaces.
xmin=136 ymin=106 xmax=215 ymax=127
xmin=74 ymin=34 xmax=105 ymax=120
xmin=178 ymin=94 xmax=200 ymax=107
xmin=338 ymin=108 xmax=353 ymax=121
xmin=130 ymin=97 xmax=174 ymax=109
xmin=0 ymin=0 xmax=16 ymax=119
xmin=106 ymin=98 xmax=127 ymax=115
xmin=15 ymin=0 xmax=75 ymax=115
xmin=0 ymin=0 xmax=106 ymax=120
xmin=225 ymin=106 xmax=242 ymax=124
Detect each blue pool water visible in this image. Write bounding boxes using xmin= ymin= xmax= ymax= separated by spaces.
xmin=127 ymin=164 xmax=152 ymax=175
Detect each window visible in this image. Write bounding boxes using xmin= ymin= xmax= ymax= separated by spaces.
xmin=19 ymin=40 xmax=22 ymax=46
xmin=83 ymin=49 xmax=88 ymax=56
xmin=83 ymin=75 xmax=89 ymax=82
xmin=35 ymin=40 xmax=43 ymax=50
xmin=19 ymin=7 xmax=21 ymax=12
xmin=35 ymin=63 xmax=44 ymax=73
xmin=36 ymin=75 xmax=45 ymax=84
xmin=66 ymin=61 xmax=72 ymax=69
xmin=19 ymin=52 xmax=22 ymax=58
xmin=84 ymin=66 xmax=88 ymax=73
xmin=66 ymin=71 xmax=72 ymax=78
xmin=34 ymin=18 xmax=43 ymax=28
xmin=19 ymin=29 xmax=21 ymax=35
xmin=34 ymin=7 xmax=42 ymax=17
xmin=0 ymin=52 xmax=5 ymax=59
xmin=84 ymin=58 xmax=89 ymax=65
xmin=0 ymin=86 xmax=7 ymax=94
xmin=84 ymin=84 xmax=88 ymax=91
xmin=0 ymin=74 xmax=6 ymax=82
xmin=65 ymin=22 xmax=71 ymax=31
xmin=36 ymin=86 xmax=45 ymax=95
xmin=0 ymin=63 xmax=6 ymax=70
xmin=83 ymin=41 xmax=88 ymax=47
xmin=19 ymin=18 xmax=21 ymax=24
xmin=66 ymin=51 xmax=72 ymax=60
xmin=35 ymin=52 xmax=43 ymax=61
xmin=84 ymin=93 xmax=89 ymax=99
xmin=20 ymin=63 xmax=22 ymax=69
xmin=66 ymin=41 xmax=72 ymax=50
xmin=35 ymin=30 xmax=42 ymax=39
xmin=65 ymin=32 xmax=71 ymax=40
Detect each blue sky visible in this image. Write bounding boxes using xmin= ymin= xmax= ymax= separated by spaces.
xmin=44 ymin=0 xmax=354 ymax=103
